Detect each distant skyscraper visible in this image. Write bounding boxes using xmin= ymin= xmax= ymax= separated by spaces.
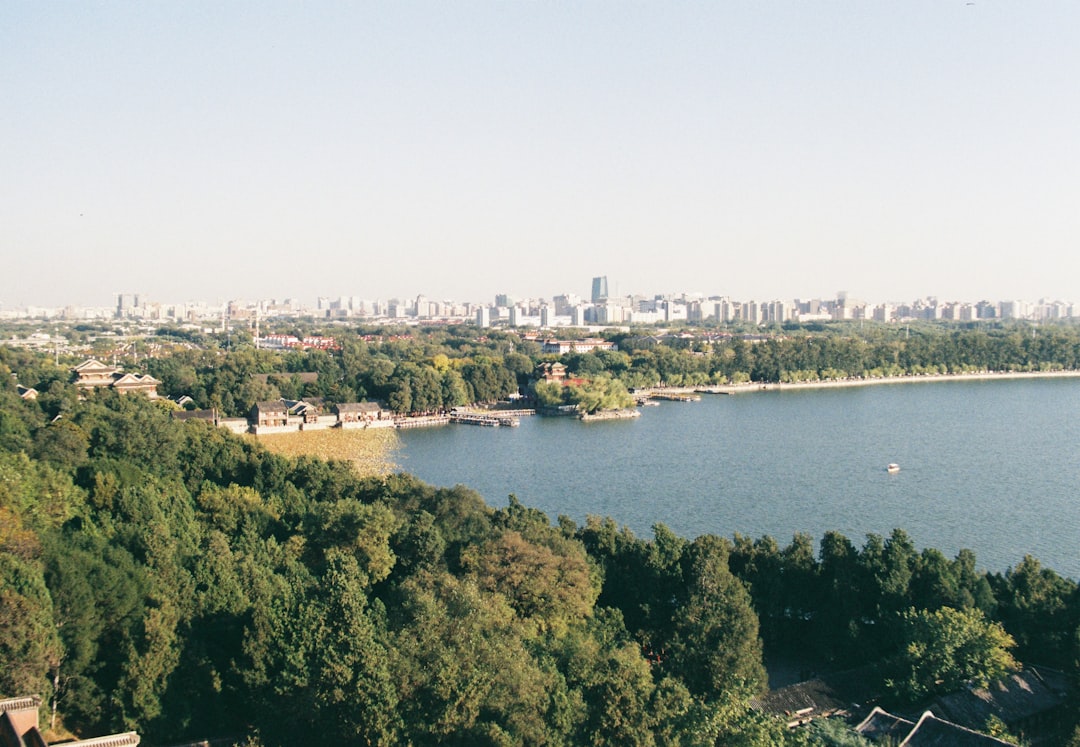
xmin=591 ymin=276 xmax=608 ymax=304
xmin=115 ymin=293 xmax=140 ymax=318
xmin=553 ymin=293 xmax=580 ymax=315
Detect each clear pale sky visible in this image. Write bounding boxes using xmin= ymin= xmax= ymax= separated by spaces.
xmin=3 ymin=2 xmax=1078 ymax=308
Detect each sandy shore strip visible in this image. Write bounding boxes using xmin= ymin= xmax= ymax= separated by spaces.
xmin=699 ymin=369 xmax=1080 ymax=395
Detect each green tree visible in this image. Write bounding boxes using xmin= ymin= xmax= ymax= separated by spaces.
xmin=886 ymin=606 xmax=1018 ymax=703
xmin=440 ymin=369 xmax=470 ymax=408
xmin=32 ymin=416 xmax=91 ymax=470
xmin=44 ymin=535 xmax=147 ymax=735
xmin=814 ymin=531 xmax=864 ymax=662
xmin=388 ymin=573 xmax=562 ymax=745
xmin=993 ymin=554 xmax=1077 ymax=663
xmin=0 ymin=552 xmax=61 ymax=704
xmin=462 ymin=529 xmax=597 ymax=636
xmin=534 ymin=380 xmax=568 ymax=408
xmin=309 ymin=550 xmax=402 ymax=744
xmin=665 ymin=535 xmax=766 ymax=701
xmin=556 ymin=609 xmax=660 ymax=747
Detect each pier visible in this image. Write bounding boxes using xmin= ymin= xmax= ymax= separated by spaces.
xmin=476 ymin=407 xmax=536 ymax=417
xmin=450 ymin=412 xmax=520 ymax=427
xmin=639 ymin=390 xmax=702 ymax=402
xmin=580 ymin=408 xmax=641 ymax=422
xmin=394 ymin=415 xmax=451 ymax=429
xmin=633 ymin=387 xmax=704 ymax=403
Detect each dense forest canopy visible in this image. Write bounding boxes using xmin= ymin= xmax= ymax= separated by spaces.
xmin=2 ymin=327 xmax=1080 ymax=745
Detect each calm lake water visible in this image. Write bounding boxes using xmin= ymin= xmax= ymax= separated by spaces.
xmin=394 ymin=378 xmax=1080 ymax=578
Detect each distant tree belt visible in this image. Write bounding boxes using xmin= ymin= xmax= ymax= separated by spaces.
xmin=1 ymin=340 xmax=1078 ymax=745
xmin=117 ymin=322 xmax=1080 ymax=415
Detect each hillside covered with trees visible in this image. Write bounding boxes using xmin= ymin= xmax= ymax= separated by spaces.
xmin=2 ymin=331 xmax=1080 ymax=745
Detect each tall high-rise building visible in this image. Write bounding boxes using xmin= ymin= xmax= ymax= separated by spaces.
xmin=116 ymin=293 xmax=138 ymax=318
xmin=553 ymin=293 xmax=580 ymax=315
xmin=591 ymin=276 xmax=608 ymax=303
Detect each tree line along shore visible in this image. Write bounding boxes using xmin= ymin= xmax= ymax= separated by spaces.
xmin=665 ymin=368 xmax=1080 ymax=395
xmin=10 ymin=318 xmax=1078 ymax=422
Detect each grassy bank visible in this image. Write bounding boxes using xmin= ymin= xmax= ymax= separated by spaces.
xmin=251 ymin=427 xmax=401 ymax=476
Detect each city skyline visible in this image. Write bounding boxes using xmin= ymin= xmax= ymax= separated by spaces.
xmin=4 ymin=3 xmax=1079 ymax=308
xmin=3 ymin=282 xmax=1073 ymax=326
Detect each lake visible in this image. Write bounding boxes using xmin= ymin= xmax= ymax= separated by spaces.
xmin=394 ymin=378 xmax=1080 ymax=578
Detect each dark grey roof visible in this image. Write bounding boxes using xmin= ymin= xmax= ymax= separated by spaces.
xmin=929 ymin=667 xmax=1068 ymax=730
xmin=900 ymin=711 xmax=1017 ymax=746
xmin=335 ymin=401 xmax=382 ymax=413
xmin=172 ymin=409 xmax=216 ymax=421
xmin=752 ymin=666 xmax=881 ymax=719
xmin=282 ymin=399 xmax=314 ymax=413
xmin=253 ymin=400 xmax=287 ymax=412
xmin=753 ymin=677 xmax=851 ymax=716
xmin=855 ymin=706 xmax=915 ymax=742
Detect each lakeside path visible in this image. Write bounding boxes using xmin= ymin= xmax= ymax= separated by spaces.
xmin=687 ymin=369 xmax=1080 ymax=396
xmin=704 ymin=369 xmax=1080 ymax=392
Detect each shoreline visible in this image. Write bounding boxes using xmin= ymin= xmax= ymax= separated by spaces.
xmin=701 ymin=369 xmax=1080 ymax=395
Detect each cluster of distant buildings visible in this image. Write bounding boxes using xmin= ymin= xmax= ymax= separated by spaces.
xmin=258 ymin=334 xmax=339 ymax=351
xmin=71 ymin=358 xmax=161 ymax=396
xmin=0 ymin=280 xmax=1075 ymax=328
xmin=474 ymin=282 xmax=1076 ymax=328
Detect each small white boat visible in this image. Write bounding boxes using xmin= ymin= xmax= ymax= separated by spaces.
xmin=886 ymin=463 xmax=900 ymax=474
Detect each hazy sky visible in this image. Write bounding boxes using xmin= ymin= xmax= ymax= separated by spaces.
xmin=3 ymin=2 xmax=1078 ymax=308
